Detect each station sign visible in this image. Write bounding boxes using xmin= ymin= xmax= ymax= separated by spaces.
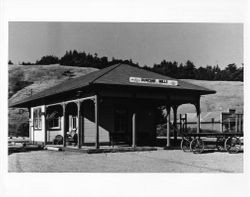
xmin=129 ymin=77 xmax=178 ymax=86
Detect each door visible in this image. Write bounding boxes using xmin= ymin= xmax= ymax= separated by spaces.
xmin=137 ymin=108 xmax=156 ymax=146
xmin=113 ymin=108 xmax=129 ymax=144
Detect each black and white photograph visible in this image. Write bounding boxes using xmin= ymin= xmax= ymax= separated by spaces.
xmin=1 ymin=0 xmax=249 ymax=197
xmin=8 ymin=22 xmax=244 ymax=173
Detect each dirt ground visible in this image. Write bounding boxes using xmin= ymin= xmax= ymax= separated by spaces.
xmin=8 ymin=149 xmax=243 ymax=173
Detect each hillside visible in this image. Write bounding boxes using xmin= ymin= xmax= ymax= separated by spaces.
xmin=8 ymin=64 xmax=243 ymax=136
xmin=8 ymin=64 xmax=97 ymax=136
xmin=178 ymin=79 xmax=243 ymax=114
xmin=9 ymin=64 xmax=97 ymax=103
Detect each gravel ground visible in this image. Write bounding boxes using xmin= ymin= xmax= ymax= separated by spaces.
xmin=8 ymin=149 xmax=243 ymax=173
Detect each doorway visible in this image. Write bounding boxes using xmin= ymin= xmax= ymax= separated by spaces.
xmin=112 ymin=107 xmax=129 ymax=145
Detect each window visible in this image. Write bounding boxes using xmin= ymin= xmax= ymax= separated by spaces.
xmin=33 ymin=108 xmax=42 ymax=130
xmin=71 ymin=116 xmax=77 ymax=130
xmin=69 ymin=115 xmax=77 ymax=131
xmin=48 ymin=112 xmax=60 ymax=129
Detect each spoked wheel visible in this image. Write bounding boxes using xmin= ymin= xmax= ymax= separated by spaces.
xmin=224 ymin=136 xmax=241 ymax=154
xmin=216 ymin=137 xmax=225 ymax=151
xmin=190 ymin=138 xmax=204 ymax=154
xmin=181 ymin=137 xmax=192 ymax=152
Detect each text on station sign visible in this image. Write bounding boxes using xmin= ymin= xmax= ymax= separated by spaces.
xmin=129 ymin=77 xmax=178 ymax=86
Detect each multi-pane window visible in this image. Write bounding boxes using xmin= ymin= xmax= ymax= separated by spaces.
xmin=48 ymin=112 xmax=60 ymax=129
xmin=68 ymin=115 xmax=77 ymax=131
xmin=33 ymin=108 xmax=42 ymax=130
xmin=71 ymin=116 xmax=77 ymax=130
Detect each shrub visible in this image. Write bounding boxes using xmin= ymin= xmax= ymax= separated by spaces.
xmin=36 ymin=55 xmax=59 ymax=65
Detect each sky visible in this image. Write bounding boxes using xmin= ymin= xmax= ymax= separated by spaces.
xmin=9 ymin=22 xmax=243 ymax=68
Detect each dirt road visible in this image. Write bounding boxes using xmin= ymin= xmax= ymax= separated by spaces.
xmin=8 ymin=149 xmax=243 ymax=172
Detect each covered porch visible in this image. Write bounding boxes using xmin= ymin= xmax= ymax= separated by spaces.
xmin=43 ymin=92 xmax=202 ymax=150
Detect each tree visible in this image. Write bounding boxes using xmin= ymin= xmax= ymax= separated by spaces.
xmin=212 ymin=65 xmax=221 ymax=80
xmin=36 ymin=55 xmax=59 ymax=65
xmin=182 ymin=60 xmax=196 ymax=79
xmin=15 ymin=49 xmax=244 ymax=81
xmin=195 ymin=67 xmax=209 ymax=80
xmin=21 ymin=61 xmax=33 ymax=65
xmin=225 ymin=63 xmax=237 ymax=73
xmin=8 ymin=60 xmax=13 ymax=65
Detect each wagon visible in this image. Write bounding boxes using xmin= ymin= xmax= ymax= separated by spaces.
xmin=181 ymin=133 xmax=243 ymax=154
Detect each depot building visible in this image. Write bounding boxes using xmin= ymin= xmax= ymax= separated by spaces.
xmin=10 ymin=64 xmax=215 ymax=149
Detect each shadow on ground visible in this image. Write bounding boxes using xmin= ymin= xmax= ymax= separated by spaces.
xmin=8 ymin=145 xmax=44 ymax=155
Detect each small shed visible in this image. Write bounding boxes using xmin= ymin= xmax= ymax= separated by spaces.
xmin=9 ymin=64 xmax=215 ymax=149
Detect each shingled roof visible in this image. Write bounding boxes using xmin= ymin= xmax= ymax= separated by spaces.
xmin=10 ymin=64 xmax=216 ymax=107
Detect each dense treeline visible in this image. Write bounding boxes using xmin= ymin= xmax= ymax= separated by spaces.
xmin=59 ymin=50 xmax=139 ymax=69
xmin=144 ymin=60 xmax=243 ymax=81
xmin=16 ymin=50 xmax=139 ymax=68
xmin=36 ymin=55 xmax=59 ymax=65
xmin=10 ymin=50 xmax=243 ymax=81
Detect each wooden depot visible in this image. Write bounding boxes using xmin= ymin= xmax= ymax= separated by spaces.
xmin=9 ymin=64 xmax=215 ymax=151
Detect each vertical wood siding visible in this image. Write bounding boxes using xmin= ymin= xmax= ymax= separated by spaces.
xmin=83 ymin=101 xmax=113 ymax=144
xmin=83 ymin=101 xmax=96 ymax=143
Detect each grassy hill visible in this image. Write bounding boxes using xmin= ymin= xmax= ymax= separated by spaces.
xmin=178 ymin=79 xmax=243 ymax=114
xmin=9 ymin=64 xmax=97 ymax=103
xmin=8 ymin=64 xmax=243 ymax=136
xmin=8 ymin=64 xmax=97 ymax=136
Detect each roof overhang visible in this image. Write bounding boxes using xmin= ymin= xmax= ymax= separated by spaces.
xmin=9 ymin=83 xmax=216 ymax=108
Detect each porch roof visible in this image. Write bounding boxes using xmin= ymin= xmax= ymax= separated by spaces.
xmin=10 ymin=63 xmax=216 ymax=108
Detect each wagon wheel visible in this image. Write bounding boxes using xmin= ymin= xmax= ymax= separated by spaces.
xmin=224 ymin=137 xmax=231 ymax=151
xmin=216 ymin=137 xmax=225 ymax=151
xmin=225 ymin=136 xmax=241 ymax=154
xmin=181 ymin=137 xmax=192 ymax=152
xmin=190 ymin=138 xmax=204 ymax=154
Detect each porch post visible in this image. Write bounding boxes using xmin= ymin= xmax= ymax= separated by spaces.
xmin=81 ymin=104 xmax=84 ymax=145
xmin=94 ymin=95 xmax=99 ymax=149
xmin=28 ymin=107 xmax=32 ymax=144
xmin=220 ymin=113 xmax=223 ymax=133
xmin=44 ymin=106 xmax=47 ymax=146
xmin=132 ymin=111 xmax=137 ymax=148
xmin=235 ymin=114 xmax=238 ymax=133
xmin=77 ymin=101 xmax=81 ymax=149
xmin=166 ymin=105 xmax=171 ymax=148
xmin=172 ymin=105 xmax=178 ymax=143
xmin=195 ymin=96 xmax=201 ymax=134
xmin=239 ymin=114 xmax=242 ymax=133
xmin=62 ymin=103 xmax=66 ymax=147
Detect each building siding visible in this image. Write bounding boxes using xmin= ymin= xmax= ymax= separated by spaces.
xmin=46 ymin=117 xmax=64 ymax=143
xmin=29 ymin=99 xmax=157 ymax=146
xmin=83 ymin=101 xmax=113 ymax=144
